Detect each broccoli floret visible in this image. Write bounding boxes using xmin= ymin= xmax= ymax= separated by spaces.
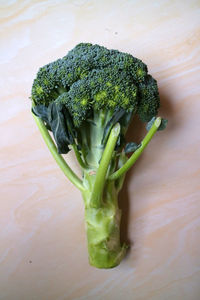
xmin=137 ymin=75 xmax=160 ymax=122
xmin=58 ymin=68 xmax=138 ymax=127
xmin=31 ymin=43 xmax=166 ymax=269
xmin=32 ymin=43 xmax=151 ymax=113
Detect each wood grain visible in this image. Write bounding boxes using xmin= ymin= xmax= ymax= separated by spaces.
xmin=0 ymin=0 xmax=200 ymax=299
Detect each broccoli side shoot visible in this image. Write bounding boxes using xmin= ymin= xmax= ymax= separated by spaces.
xmin=31 ymin=43 xmax=167 ymax=268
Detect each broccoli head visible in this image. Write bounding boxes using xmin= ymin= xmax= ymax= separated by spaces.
xmin=31 ymin=43 xmax=166 ymax=269
xmin=32 ymin=43 xmax=159 ymax=126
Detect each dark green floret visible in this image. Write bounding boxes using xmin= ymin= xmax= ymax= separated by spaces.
xmin=137 ymin=75 xmax=160 ymax=122
xmin=31 ymin=43 xmax=166 ymax=269
xmin=31 ymin=42 xmax=159 ymax=127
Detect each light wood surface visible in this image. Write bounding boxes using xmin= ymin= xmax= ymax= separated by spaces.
xmin=1 ymin=0 xmax=200 ymax=299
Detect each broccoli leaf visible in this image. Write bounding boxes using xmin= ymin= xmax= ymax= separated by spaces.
xmin=124 ymin=142 xmax=141 ymax=153
xmin=32 ymin=105 xmax=51 ymax=130
xmin=146 ymin=116 xmax=156 ymax=131
xmin=146 ymin=116 xmax=168 ymax=131
xmin=158 ymin=118 xmax=168 ymax=131
xmin=32 ymin=103 xmax=77 ymax=154
xmin=48 ymin=102 xmax=75 ymax=154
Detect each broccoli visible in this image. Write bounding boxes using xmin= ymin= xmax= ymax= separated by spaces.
xmin=31 ymin=43 xmax=167 ymax=269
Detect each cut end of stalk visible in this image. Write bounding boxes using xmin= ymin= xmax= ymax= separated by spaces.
xmin=155 ymin=117 xmax=162 ymax=128
xmin=112 ymin=122 xmax=121 ymax=137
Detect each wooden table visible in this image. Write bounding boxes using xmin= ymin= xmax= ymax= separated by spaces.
xmin=1 ymin=1 xmax=200 ymax=299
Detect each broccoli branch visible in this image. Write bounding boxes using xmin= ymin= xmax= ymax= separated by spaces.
xmin=109 ymin=117 xmax=161 ymax=181
xmin=72 ymin=144 xmax=89 ymax=169
xmin=90 ymin=123 xmax=121 ymax=208
xmin=33 ymin=114 xmax=85 ymax=191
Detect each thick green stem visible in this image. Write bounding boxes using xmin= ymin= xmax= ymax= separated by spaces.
xmin=90 ymin=123 xmax=120 ymax=208
xmin=82 ymin=174 xmax=127 ymax=268
xmin=33 ymin=114 xmax=85 ymax=191
xmin=109 ymin=117 xmax=161 ymax=181
xmin=80 ymin=122 xmax=126 ymax=268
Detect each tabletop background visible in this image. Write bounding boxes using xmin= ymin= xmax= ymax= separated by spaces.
xmin=1 ymin=0 xmax=200 ymax=299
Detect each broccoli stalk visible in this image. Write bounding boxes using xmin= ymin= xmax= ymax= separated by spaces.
xmin=32 ymin=112 xmax=162 ymax=268
xmin=31 ymin=43 xmax=166 ymax=268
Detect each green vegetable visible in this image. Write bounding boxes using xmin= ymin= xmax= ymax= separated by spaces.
xmin=31 ymin=43 xmax=167 ymax=268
